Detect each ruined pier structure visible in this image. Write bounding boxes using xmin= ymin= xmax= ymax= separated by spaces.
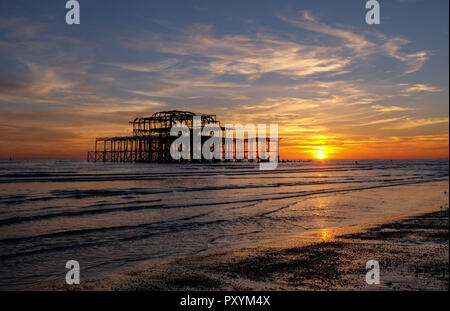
xmin=87 ymin=110 xmax=279 ymax=163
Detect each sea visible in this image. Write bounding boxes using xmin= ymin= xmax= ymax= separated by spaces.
xmin=0 ymin=159 xmax=448 ymax=289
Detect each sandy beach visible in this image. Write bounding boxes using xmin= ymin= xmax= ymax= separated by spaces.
xmin=57 ymin=203 xmax=449 ymax=291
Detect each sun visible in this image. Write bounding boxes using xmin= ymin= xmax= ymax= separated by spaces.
xmin=316 ymin=151 xmax=326 ymax=160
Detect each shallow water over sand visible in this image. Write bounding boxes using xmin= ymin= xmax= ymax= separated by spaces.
xmin=0 ymin=159 xmax=448 ymax=289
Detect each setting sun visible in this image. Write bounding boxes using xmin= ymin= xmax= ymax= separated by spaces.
xmin=316 ymin=151 xmax=326 ymax=160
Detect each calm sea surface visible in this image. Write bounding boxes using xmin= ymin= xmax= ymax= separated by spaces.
xmin=0 ymin=159 xmax=448 ymax=289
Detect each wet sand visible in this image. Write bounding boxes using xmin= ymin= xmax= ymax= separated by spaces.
xmin=60 ymin=205 xmax=449 ymax=291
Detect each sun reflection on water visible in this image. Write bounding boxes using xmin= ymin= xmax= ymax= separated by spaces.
xmin=320 ymin=229 xmax=333 ymax=242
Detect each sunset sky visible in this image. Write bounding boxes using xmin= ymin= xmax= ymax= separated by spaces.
xmin=0 ymin=0 xmax=448 ymax=159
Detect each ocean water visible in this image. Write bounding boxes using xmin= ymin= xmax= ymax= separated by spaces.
xmin=0 ymin=159 xmax=448 ymax=289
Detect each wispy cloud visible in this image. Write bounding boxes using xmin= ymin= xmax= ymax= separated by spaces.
xmin=400 ymin=83 xmax=442 ymax=93
xmin=361 ymin=117 xmax=403 ymax=126
xmin=279 ymin=11 xmax=430 ymax=75
xmin=371 ymin=105 xmax=415 ymax=112
xmin=109 ymin=59 xmax=179 ymax=73
xmin=383 ymin=117 xmax=449 ymax=130
xmin=382 ymin=37 xmax=429 ymax=74
xmin=278 ymin=11 xmax=375 ymax=55
xmin=118 ymin=25 xmax=352 ymax=79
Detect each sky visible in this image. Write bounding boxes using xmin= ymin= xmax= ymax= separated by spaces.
xmin=0 ymin=0 xmax=448 ymax=159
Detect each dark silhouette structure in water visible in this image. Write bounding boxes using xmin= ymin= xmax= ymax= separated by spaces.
xmin=87 ymin=110 xmax=278 ymax=163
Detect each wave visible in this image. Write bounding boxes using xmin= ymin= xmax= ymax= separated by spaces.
xmin=0 ymin=176 xmax=446 ymax=228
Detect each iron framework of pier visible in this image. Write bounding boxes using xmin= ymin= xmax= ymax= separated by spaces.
xmin=87 ymin=110 xmax=278 ymax=163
